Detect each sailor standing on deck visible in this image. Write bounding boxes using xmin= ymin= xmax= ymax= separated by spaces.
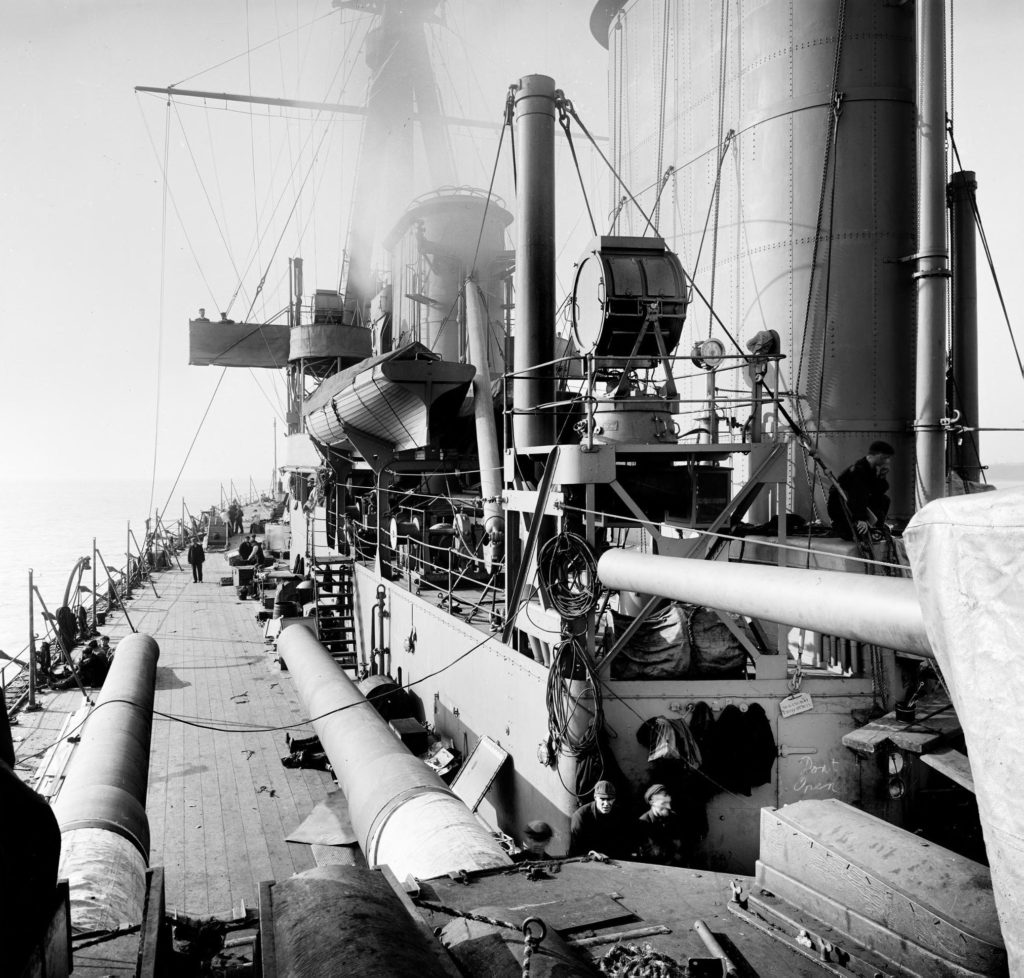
xmin=569 ymin=780 xmax=635 ymax=859
xmin=187 ymin=539 xmax=205 ymax=582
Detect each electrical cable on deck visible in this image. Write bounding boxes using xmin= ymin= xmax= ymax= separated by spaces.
xmin=538 ymin=532 xmax=599 ymax=619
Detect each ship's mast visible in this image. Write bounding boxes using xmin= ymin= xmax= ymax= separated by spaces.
xmin=340 ymin=0 xmax=456 ymax=327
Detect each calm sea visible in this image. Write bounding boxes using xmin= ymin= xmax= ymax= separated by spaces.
xmin=0 ymin=476 xmax=239 ymax=683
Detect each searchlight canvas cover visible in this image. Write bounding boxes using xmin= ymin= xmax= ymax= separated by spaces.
xmin=905 ymin=487 xmax=1024 ymax=972
xmin=189 ymin=319 xmax=290 ymax=368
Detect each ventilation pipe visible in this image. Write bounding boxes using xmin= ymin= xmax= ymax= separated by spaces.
xmin=512 ymin=74 xmax=557 ymax=450
xmin=948 ymin=171 xmax=981 ymax=482
xmin=465 ymin=278 xmax=505 ymax=553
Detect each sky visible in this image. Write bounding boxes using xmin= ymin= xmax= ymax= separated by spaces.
xmin=1 ymin=0 xmax=1023 ymax=504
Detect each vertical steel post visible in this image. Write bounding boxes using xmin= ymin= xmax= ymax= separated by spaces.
xmin=28 ymin=569 xmax=36 ymax=709
xmin=948 ymin=170 xmax=980 ymax=481
xmin=914 ymin=0 xmax=948 ymax=505
xmin=512 ymin=74 xmax=557 ymax=450
xmin=92 ymin=537 xmax=97 ymax=630
xmin=465 ymin=279 xmax=504 ymax=545
xmin=126 ymin=521 xmax=132 ymax=598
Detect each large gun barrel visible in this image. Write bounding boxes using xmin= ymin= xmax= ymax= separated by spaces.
xmin=597 ymin=550 xmax=933 ymax=658
xmin=278 ymin=625 xmax=511 ymax=880
xmin=53 ymin=632 xmax=159 ymax=931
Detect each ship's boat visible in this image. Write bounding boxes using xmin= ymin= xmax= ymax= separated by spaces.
xmin=303 ymin=343 xmax=475 ymax=455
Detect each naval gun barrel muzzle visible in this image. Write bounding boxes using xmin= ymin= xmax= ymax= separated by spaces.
xmin=53 ymin=632 xmax=159 ymax=931
xmin=278 ymin=625 xmax=511 ymax=880
xmin=597 ymin=550 xmax=933 ymax=658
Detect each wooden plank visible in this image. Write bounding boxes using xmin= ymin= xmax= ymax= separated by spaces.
xmin=137 ymin=868 xmax=166 ymax=978
xmin=757 ymin=801 xmax=1004 ymax=975
xmin=257 ymin=881 xmax=277 ymax=978
xmin=921 ymin=748 xmax=975 ymax=793
xmin=841 ymin=696 xmax=960 ymax=756
xmin=195 ymin=626 xmax=231 ymax=914
xmin=508 ymin=893 xmax=637 ymax=932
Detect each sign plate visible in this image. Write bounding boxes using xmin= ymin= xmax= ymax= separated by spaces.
xmin=779 ymin=692 xmax=815 ymax=718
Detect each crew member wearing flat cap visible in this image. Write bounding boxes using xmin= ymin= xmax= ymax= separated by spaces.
xmin=636 ymin=784 xmax=693 ymax=866
xmin=512 ymin=820 xmax=554 ymax=861
xmin=569 ymin=780 xmax=635 ymax=859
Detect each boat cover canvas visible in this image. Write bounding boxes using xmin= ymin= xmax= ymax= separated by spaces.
xmin=189 ymin=319 xmax=290 ymax=368
xmin=303 ymin=342 xmax=473 ymax=453
xmin=303 ymin=342 xmax=441 ymax=414
xmin=905 ymin=487 xmax=1024 ymax=972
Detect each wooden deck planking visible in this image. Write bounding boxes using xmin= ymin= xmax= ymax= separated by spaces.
xmin=9 ymin=541 xmax=337 ymax=922
xmin=135 ymin=550 xmax=334 ymax=911
xmin=194 ymin=628 xmax=232 ymax=914
xmin=241 ymin=661 xmax=319 ymax=877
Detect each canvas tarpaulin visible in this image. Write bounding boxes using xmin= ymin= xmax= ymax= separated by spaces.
xmin=905 ymin=487 xmax=1024 ymax=973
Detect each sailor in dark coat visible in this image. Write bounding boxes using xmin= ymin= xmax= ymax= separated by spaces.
xmin=187 ymin=540 xmax=205 ymax=582
xmin=827 ymin=440 xmax=895 ymax=540
xmin=636 ymin=784 xmax=696 ymax=867
xmin=569 ymin=780 xmax=635 ymax=858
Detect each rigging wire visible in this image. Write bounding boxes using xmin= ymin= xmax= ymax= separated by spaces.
xmin=148 ymin=101 xmax=172 ymax=521
xmin=688 ymin=131 xmax=734 ymax=312
xmin=653 ymin=0 xmax=672 ymax=230
xmin=136 ymin=99 xmax=223 ymax=310
xmin=246 ymin=0 xmax=267 ymax=324
xmin=563 ymin=101 xmax=656 ymax=236
xmin=172 ymin=9 xmax=337 ymax=88
xmin=172 ymin=103 xmax=250 ymax=315
xmin=247 ymin=367 xmax=287 ymax=424
xmin=556 ymin=96 xmax=598 ymax=238
xmin=794 ymin=0 xmax=847 ymax=425
xmin=157 ymin=370 xmax=229 ymax=529
xmin=706 ymin=0 xmax=731 ymax=336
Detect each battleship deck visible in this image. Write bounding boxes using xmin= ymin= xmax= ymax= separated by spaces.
xmin=8 ymin=541 xmax=933 ymax=977
xmin=12 ymin=543 xmax=336 ymax=972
